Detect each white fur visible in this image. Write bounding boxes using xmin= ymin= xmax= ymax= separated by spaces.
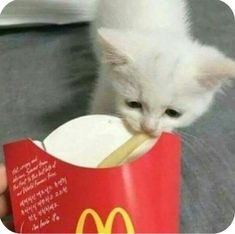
xmin=90 ymin=0 xmax=235 ymax=136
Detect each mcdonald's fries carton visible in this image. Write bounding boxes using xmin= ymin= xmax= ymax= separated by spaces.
xmin=3 ymin=115 xmax=181 ymax=233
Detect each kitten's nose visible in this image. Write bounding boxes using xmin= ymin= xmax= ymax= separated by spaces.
xmin=141 ymin=122 xmax=158 ymax=136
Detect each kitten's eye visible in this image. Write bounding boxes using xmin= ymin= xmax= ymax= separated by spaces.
xmin=126 ymin=101 xmax=142 ymax=109
xmin=165 ymin=109 xmax=182 ymax=118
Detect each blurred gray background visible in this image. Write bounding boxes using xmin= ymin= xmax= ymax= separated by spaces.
xmin=0 ymin=0 xmax=234 ymax=233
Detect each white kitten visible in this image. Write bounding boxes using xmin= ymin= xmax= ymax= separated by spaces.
xmin=90 ymin=0 xmax=235 ymax=136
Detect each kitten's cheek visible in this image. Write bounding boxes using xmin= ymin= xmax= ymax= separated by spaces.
xmin=129 ymin=123 xmax=142 ymax=133
xmin=124 ymin=118 xmax=142 ymax=133
xmin=158 ymin=122 xmax=174 ymax=134
xmin=162 ymin=128 xmax=173 ymax=134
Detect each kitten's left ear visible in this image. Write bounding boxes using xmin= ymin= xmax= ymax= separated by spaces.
xmin=97 ymin=28 xmax=142 ymax=65
xmin=197 ymin=47 xmax=235 ymax=90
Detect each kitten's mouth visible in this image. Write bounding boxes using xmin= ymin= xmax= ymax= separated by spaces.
xmin=122 ymin=118 xmax=160 ymax=138
xmin=143 ymin=130 xmax=160 ymax=138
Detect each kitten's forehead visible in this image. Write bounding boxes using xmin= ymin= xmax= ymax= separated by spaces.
xmin=138 ymin=52 xmax=177 ymax=80
xmin=139 ymin=76 xmax=174 ymax=110
xmin=134 ymin=56 xmax=178 ymax=107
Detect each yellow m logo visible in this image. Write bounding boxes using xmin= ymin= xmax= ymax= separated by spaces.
xmin=76 ymin=207 xmax=135 ymax=234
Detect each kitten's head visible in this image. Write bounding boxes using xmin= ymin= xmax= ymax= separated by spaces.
xmin=98 ymin=28 xmax=235 ymax=136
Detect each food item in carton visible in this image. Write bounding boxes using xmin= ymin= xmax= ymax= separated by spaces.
xmin=98 ymin=133 xmax=150 ymax=168
xmin=41 ymin=115 xmax=157 ymax=168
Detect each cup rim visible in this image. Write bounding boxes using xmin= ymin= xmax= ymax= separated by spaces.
xmin=27 ymin=132 xmax=180 ymax=171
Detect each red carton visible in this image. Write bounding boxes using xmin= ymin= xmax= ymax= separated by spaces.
xmin=3 ymin=117 xmax=181 ymax=233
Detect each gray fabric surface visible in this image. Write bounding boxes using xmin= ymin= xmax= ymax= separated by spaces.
xmin=0 ymin=0 xmax=234 ymax=233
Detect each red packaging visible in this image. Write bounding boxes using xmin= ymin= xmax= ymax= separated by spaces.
xmin=4 ymin=132 xmax=181 ymax=233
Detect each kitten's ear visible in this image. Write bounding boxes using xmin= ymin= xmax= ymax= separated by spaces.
xmin=97 ymin=28 xmax=139 ymax=65
xmin=197 ymin=47 xmax=235 ymax=90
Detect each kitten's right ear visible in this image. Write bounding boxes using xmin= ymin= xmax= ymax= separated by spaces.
xmin=196 ymin=46 xmax=235 ymax=90
xmin=97 ymin=28 xmax=137 ymax=65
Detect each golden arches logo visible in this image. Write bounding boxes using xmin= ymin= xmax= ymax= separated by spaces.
xmin=76 ymin=207 xmax=135 ymax=233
